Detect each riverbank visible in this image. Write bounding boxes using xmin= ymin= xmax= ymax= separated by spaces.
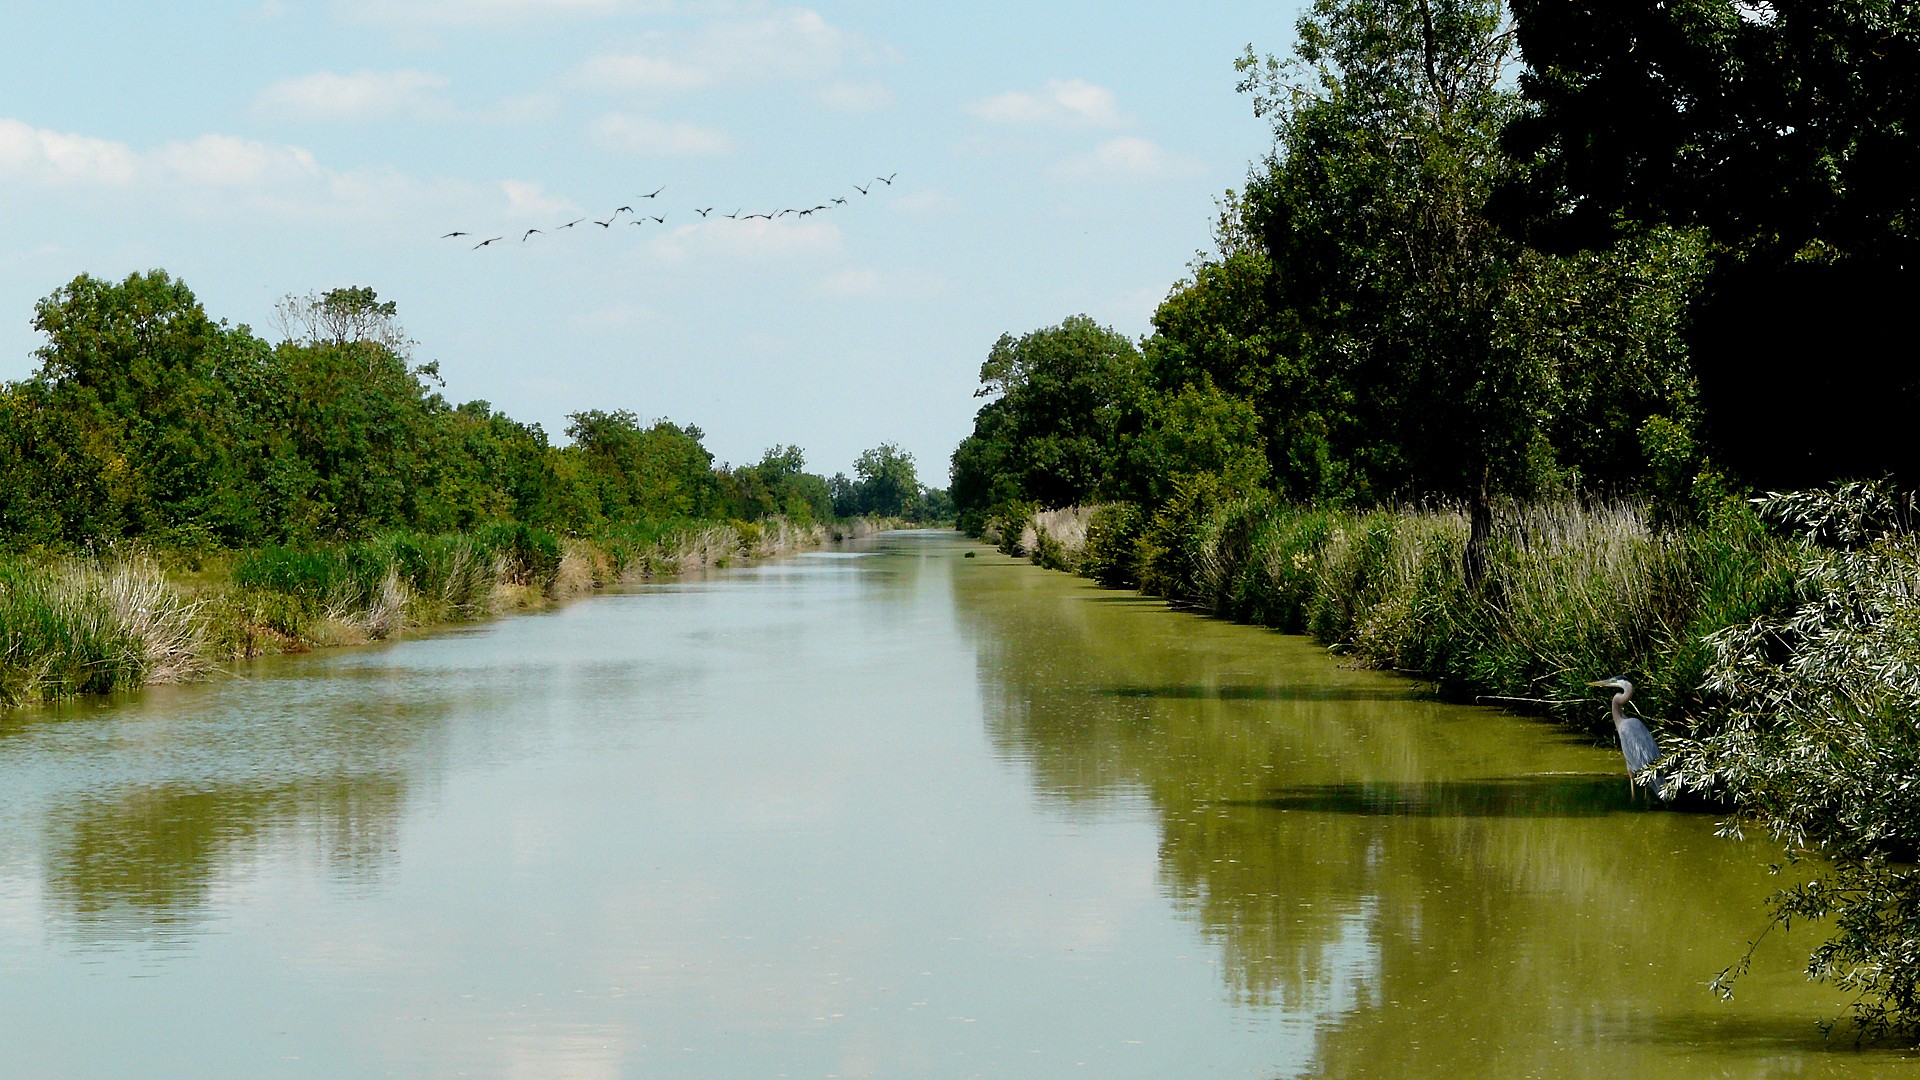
xmin=982 ymin=495 xmax=1798 ymax=729
xmin=0 ymin=515 xmax=883 ymax=710
xmin=983 ymin=485 xmax=1920 ymax=1035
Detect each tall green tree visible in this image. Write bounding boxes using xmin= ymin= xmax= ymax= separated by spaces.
xmin=21 ymin=271 xmax=256 ymax=544
xmin=1500 ymin=0 xmax=1920 ymax=487
xmin=949 ymin=315 xmax=1148 ymax=523
xmin=1237 ymin=0 xmax=1526 ymax=512
xmin=566 ymin=410 xmax=720 ymax=523
xmin=852 ymin=443 xmax=920 ymax=518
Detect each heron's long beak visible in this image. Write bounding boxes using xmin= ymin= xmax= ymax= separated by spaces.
xmin=1586 ymin=680 xmax=1610 ymax=688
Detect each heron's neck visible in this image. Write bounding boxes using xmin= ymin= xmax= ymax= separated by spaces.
xmin=1611 ymin=693 xmax=1629 ymax=726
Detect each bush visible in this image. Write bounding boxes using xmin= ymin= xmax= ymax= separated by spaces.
xmin=1666 ymin=483 xmax=1920 ymax=1035
xmin=0 ymin=553 xmax=208 ymax=706
xmin=1083 ymin=503 xmax=1145 ymax=587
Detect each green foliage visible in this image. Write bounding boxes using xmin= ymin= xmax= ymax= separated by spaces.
xmin=475 ymin=522 xmax=563 ymax=588
xmin=1076 ymin=495 xmax=1793 ymax=737
xmin=0 ymin=557 xmax=142 ymax=704
xmin=0 ymin=552 xmax=209 ymax=707
xmin=566 ymin=410 xmax=720 ymax=524
xmin=0 ymin=272 xmax=784 ymax=552
xmin=1501 ymin=2 xmax=1920 ymax=490
xmin=991 ymin=501 xmax=1036 ymax=558
xmin=853 ymin=443 xmax=920 ymax=518
xmin=1082 ymin=503 xmax=1146 ymax=588
xmin=1134 ymin=474 xmax=1233 ymax=604
xmin=720 ymin=445 xmax=835 ymax=524
xmin=1127 ymin=381 xmax=1271 ymax=506
xmin=1663 ymin=483 xmax=1920 ymax=1035
xmin=950 ymin=316 xmax=1148 ymax=520
xmin=1501 ymin=0 xmax=1920 ymax=265
xmin=953 ymin=2 xmax=1715 ymax=525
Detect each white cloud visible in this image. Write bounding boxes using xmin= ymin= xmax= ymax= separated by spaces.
xmin=574 ymin=9 xmax=887 ymax=96
xmin=966 ymin=79 xmax=1123 ymax=128
xmin=501 ymin=179 xmax=578 ymax=218
xmin=155 ymin=134 xmax=325 ymax=188
xmin=255 ymin=69 xmax=451 ymax=121
xmin=1051 ymin=136 xmax=1203 ymax=183
xmin=332 ymin=0 xmax=649 ymax=28
xmin=569 ymin=301 xmax=660 ymax=332
xmin=812 ymin=80 xmax=892 ymax=112
xmin=648 ymin=218 xmax=843 ymax=264
xmin=0 ymin=118 xmax=140 ymax=186
xmin=810 ymin=266 xmax=944 ymax=301
xmin=0 ymin=116 xmax=442 ymax=221
xmin=0 ymin=119 xmax=330 ymax=190
xmin=575 ymin=53 xmax=710 ymax=93
xmin=592 ymin=113 xmax=735 ymax=156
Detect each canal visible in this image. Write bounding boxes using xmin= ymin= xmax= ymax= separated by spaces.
xmin=1 ymin=531 xmax=1912 ymax=1077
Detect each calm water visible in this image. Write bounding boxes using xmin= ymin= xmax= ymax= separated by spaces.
xmin=1 ymin=531 xmax=1915 ymax=1077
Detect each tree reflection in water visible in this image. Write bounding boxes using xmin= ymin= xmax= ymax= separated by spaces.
xmin=949 ymin=549 xmax=1872 ymax=1072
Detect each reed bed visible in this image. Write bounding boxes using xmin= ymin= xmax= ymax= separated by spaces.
xmin=2 ymin=515 xmax=833 ymax=710
xmin=1 ymin=550 xmax=210 ymax=708
xmin=992 ymin=496 xmax=1797 ymax=727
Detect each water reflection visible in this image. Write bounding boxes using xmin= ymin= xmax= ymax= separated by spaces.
xmin=44 ymin=774 xmax=408 ymax=943
xmin=1241 ymin=777 xmax=1637 ymax=817
xmin=2 ymin=534 xmax=1917 ymax=1078
xmin=948 ymin=543 xmax=1918 ymax=1074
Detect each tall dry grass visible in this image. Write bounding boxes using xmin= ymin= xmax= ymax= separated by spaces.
xmin=5 ymin=516 xmax=832 ymax=710
xmin=992 ymin=496 xmax=1796 ymax=725
xmin=1 ymin=549 xmax=211 ymax=707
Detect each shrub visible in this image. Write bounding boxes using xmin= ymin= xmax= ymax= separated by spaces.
xmin=1082 ymin=503 xmax=1145 ymax=587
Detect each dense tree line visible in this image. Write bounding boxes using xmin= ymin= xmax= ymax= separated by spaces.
xmin=954 ymin=0 xmax=1917 ymax=530
xmin=0 ymin=273 xmax=937 ymax=550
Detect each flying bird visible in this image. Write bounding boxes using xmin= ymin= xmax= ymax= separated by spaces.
xmin=724 ymin=209 xmax=741 ymax=219
xmin=831 ymin=197 xmax=847 ymax=205
xmin=559 ymin=217 xmax=587 ymax=229
xmin=594 ymin=218 xmax=614 ymax=227
xmin=521 ymin=229 xmax=542 ymax=241
xmin=614 ymin=206 xmax=633 ymax=215
xmin=878 ymin=173 xmax=896 ymax=185
xmin=473 ymin=236 xmax=504 ymax=248
xmin=643 ymin=187 xmax=664 ymax=198
xmin=441 ymin=230 xmax=469 ymax=238
xmin=695 ymin=207 xmax=714 ymax=217
xmin=854 ymin=182 xmax=871 ymax=195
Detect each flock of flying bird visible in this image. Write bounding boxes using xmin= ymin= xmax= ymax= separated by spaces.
xmin=441 ymin=173 xmax=899 ymax=249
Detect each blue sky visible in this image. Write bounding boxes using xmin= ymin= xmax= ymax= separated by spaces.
xmin=0 ymin=1 xmax=1306 ymax=482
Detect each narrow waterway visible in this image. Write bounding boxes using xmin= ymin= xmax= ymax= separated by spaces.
xmin=0 ymin=531 xmax=1913 ymax=1077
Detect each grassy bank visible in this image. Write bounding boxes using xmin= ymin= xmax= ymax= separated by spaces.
xmin=1 ymin=515 xmax=838 ymax=710
xmin=984 ymin=493 xmax=1799 ymax=730
xmin=986 ymin=485 xmax=1920 ymax=1033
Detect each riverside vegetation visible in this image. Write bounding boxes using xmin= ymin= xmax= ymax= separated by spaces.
xmin=949 ymin=0 xmax=1920 ymax=1037
xmin=0 ymin=517 xmax=856 ymax=710
xmin=0 ymin=276 xmax=945 ymax=709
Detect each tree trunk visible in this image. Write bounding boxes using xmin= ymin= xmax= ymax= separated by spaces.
xmin=1464 ymin=468 xmax=1492 ymax=591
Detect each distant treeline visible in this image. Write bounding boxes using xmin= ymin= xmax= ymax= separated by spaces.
xmin=0 ymin=273 xmax=946 ymax=551
xmin=949 ymin=0 xmax=1920 ymax=1037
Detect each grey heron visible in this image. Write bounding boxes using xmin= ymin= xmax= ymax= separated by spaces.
xmin=1588 ymin=676 xmax=1671 ymax=800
